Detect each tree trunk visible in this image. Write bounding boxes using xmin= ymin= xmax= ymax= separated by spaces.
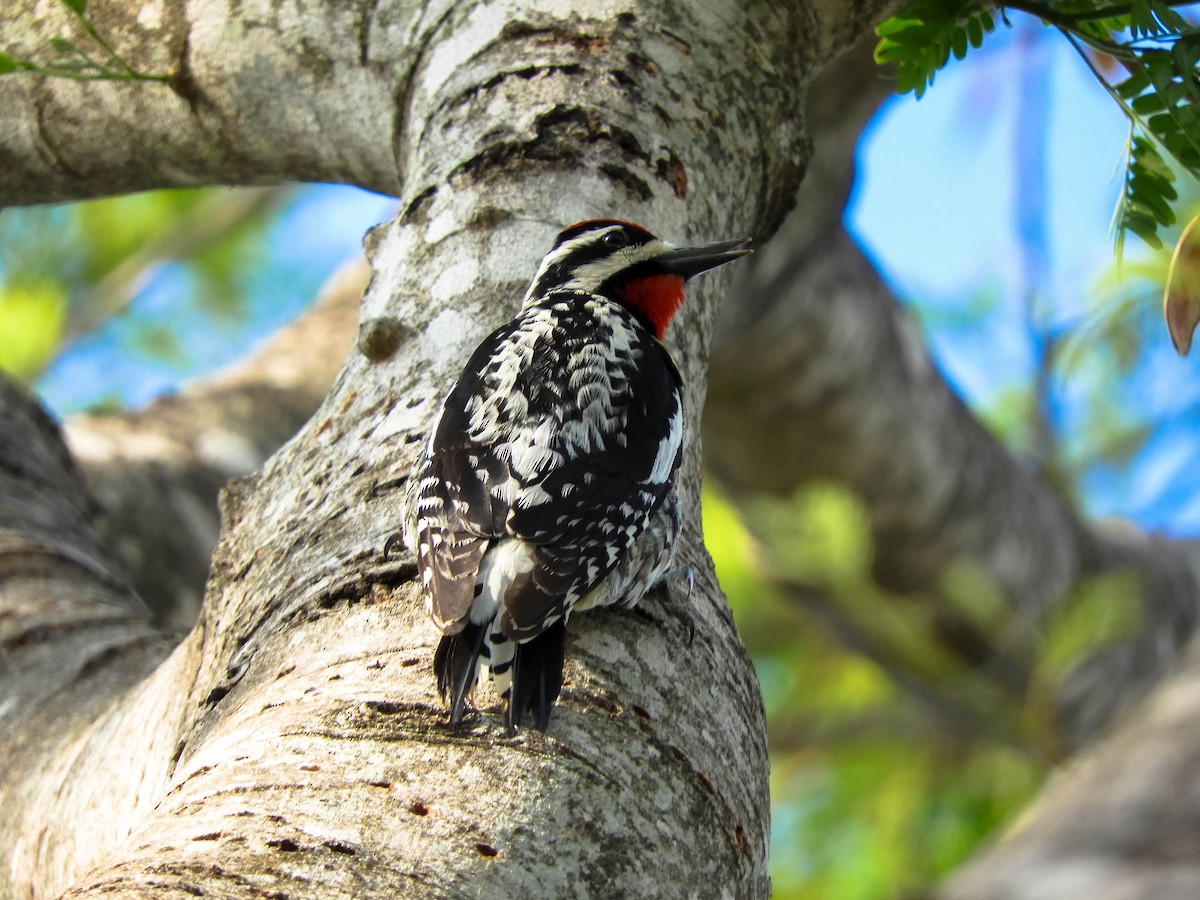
xmin=0 ymin=0 xmax=894 ymax=895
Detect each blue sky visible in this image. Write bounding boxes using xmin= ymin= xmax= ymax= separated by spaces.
xmin=37 ymin=186 xmax=397 ymax=413
xmin=851 ymin=25 xmax=1128 ymax=403
xmin=850 ymin=24 xmax=1200 ymax=533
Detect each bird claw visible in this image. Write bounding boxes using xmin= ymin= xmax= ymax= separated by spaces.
xmin=680 ymin=569 xmax=696 ymax=647
xmin=652 ymin=567 xmax=696 ymax=646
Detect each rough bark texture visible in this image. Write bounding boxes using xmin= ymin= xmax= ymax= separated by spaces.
xmin=1 ymin=1 xmax=401 ymax=201
xmin=1 ymin=0 xmax=910 ymax=896
xmin=1 ymin=0 xmax=880 ymax=206
xmin=0 ymin=378 xmax=182 ymax=895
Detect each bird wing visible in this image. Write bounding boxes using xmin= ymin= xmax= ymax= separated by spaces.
xmin=496 ymin=305 xmax=683 ymax=640
xmin=413 ymin=295 xmax=683 ymax=640
xmin=412 ymin=323 xmax=516 ymax=632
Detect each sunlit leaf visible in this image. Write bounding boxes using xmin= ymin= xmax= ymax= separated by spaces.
xmin=0 ymin=279 xmax=67 ymax=379
xmin=939 ymin=561 xmax=1012 ymax=634
xmin=1036 ymin=572 xmax=1142 ymax=688
xmin=1164 ymin=211 xmax=1200 ymax=354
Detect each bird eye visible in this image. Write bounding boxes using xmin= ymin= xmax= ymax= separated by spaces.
xmin=602 ymin=230 xmax=630 ymax=249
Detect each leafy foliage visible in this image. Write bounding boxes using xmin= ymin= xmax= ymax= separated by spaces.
xmin=876 ymin=0 xmax=1200 ymax=253
xmin=874 ymin=0 xmax=997 ymax=97
xmin=1047 ymin=184 xmax=1200 ymax=504
xmin=705 ymin=485 xmax=1090 ymax=896
xmin=1115 ymin=134 xmax=1177 ymax=253
xmin=0 ymin=188 xmax=282 ymax=391
xmin=0 ymin=280 xmax=67 ymax=379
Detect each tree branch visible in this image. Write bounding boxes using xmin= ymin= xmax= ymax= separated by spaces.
xmin=1 ymin=0 xmax=895 ymax=208
xmin=1 ymin=0 xmax=405 ymax=204
xmin=0 ymin=375 xmax=188 ymax=893
xmin=64 ymin=259 xmax=370 ymax=627
xmin=943 ymin=624 xmax=1200 ymax=899
xmin=707 ymin=37 xmax=1200 ymax=747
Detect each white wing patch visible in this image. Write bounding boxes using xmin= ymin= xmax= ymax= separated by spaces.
xmin=645 ymin=404 xmax=683 ymax=485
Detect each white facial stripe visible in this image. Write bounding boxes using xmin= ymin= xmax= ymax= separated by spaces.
xmin=522 ymin=227 xmax=674 ymax=305
xmin=561 ymin=240 xmax=670 ymax=295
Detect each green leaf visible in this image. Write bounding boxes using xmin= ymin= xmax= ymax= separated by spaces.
xmin=937 ymin=40 xmax=953 ymax=68
xmin=1125 ymin=211 xmax=1163 ymax=246
xmin=1133 ymin=136 xmax=1173 ymax=173
xmin=1115 ymin=134 xmax=1181 ymax=249
xmin=875 ymin=0 xmax=997 ymax=99
xmin=1115 ymin=70 xmax=1151 ymax=99
xmin=1130 ymin=193 xmax=1175 ymax=227
xmin=1130 ymin=166 xmax=1177 ymax=201
xmin=967 ymin=16 xmax=983 ymax=47
xmin=876 ymin=15 xmax=923 ymax=37
xmin=59 ymin=0 xmax=87 ymax=14
xmin=1131 ymin=92 xmax=1166 ymax=115
xmin=881 ymin=0 xmax=1200 ymax=257
xmin=47 ymin=37 xmax=76 ymax=54
xmin=1130 ymin=0 xmax=1155 ymax=37
xmin=1145 ymin=53 xmax=1177 ymax=93
xmin=1147 ymin=110 xmax=1180 ymax=136
xmin=952 ymin=26 xmax=968 ymax=60
xmin=1171 ymin=38 xmax=1200 ymax=101
xmin=0 ymin=52 xmax=37 ymax=74
xmin=0 ymin=279 xmax=67 ymax=380
xmin=1130 ymin=157 xmax=1177 ymax=189
xmin=1151 ymin=1 xmax=1189 ymax=31
xmin=1036 ymin=573 xmax=1142 ymax=688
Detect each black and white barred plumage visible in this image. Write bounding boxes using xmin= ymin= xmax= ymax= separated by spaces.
xmin=404 ymin=220 xmax=750 ymax=732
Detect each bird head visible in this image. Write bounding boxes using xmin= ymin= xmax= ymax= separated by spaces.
xmin=524 ymin=219 xmax=752 ymax=338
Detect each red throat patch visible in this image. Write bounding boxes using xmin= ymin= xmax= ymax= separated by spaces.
xmin=618 ymin=274 xmax=685 ymax=339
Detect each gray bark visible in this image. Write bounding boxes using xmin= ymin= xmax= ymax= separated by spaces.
xmin=0 ymin=0 xmax=899 ymax=896
xmin=2 ymin=0 xmax=871 ymax=206
xmin=942 ymin=630 xmax=1200 ymax=899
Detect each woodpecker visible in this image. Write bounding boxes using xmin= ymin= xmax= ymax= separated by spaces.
xmin=405 ymin=219 xmax=750 ymax=732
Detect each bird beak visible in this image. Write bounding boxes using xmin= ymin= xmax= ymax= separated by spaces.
xmin=654 ymin=237 xmax=753 ymax=280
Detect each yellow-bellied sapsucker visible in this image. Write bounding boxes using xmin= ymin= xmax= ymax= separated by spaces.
xmin=404 ymin=219 xmax=750 ymax=732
